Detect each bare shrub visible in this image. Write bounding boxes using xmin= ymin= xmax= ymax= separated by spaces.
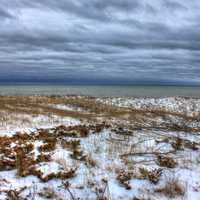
xmin=155 ymin=176 xmax=186 ymax=198
xmin=62 ymin=181 xmax=76 ymax=200
xmin=171 ymin=137 xmax=184 ymax=150
xmin=16 ymin=148 xmax=27 ymax=177
xmin=38 ymin=187 xmax=58 ymax=199
xmin=139 ymin=168 xmax=162 ymax=184
xmin=6 ymin=190 xmax=21 ymax=200
xmin=156 ymin=155 xmax=177 ymax=168
xmin=84 ymin=154 xmax=97 ymax=167
xmin=30 ymin=167 xmax=76 ymax=182
xmin=6 ymin=188 xmax=26 ymax=200
xmin=116 ymin=169 xmax=132 ymax=190
xmin=96 ymin=179 xmax=109 ymax=200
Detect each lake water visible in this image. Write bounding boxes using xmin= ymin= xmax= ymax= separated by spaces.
xmin=0 ymin=85 xmax=200 ymax=97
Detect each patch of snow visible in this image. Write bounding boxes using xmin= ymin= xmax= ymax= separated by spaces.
xmin=0 ymin=113 xmax=80 ymax=136
xmin=48 ymin=104 xmax=84 ymax=112
xmin=36 ymin=162 xmax=62 ymax=178
xmin=32 ymin=140 xmax=44 ymax=160
xmin=97 ymin=97 xmax=200 ymax=117
xmin=52 ymin=146 xmax=75 ymax=170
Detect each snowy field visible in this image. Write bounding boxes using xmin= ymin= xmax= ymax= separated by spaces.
xmin=97 ymin=97 xmax=200 ymax=117
xmin=0 ymin=96 xmax=199 ymax=200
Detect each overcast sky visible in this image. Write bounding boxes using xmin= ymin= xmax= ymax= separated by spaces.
xmin=0 ymin=0 xmax=200 ymax=85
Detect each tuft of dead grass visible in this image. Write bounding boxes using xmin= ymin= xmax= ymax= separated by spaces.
xmin=38 ymin=187 xmax=59 ymax=199
xmin=155 ymin=176 xmax=186 ymax=198
xmin=116 ymin=169 xmax=132 ymax=190
xmin=156 ymin=154 xmax=177 ymax=168
xmin=29 ymin=166 xmax=76 ymax=182
xmin=139 ymin=168 xmax=162 ymax=184
xmin=171 ymin=137 xmax=184 ymax=151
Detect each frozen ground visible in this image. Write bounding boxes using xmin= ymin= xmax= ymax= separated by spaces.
xmin=0 ymin=111 xmax=80 ymax=136
xmin=97 ymin=97 xmax=200 ymax=117
xmin=0 ymin=96 xmax=199 ymax=200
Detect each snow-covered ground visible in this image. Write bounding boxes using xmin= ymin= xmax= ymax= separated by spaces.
xmin=0 ymin=96 xmax=199 ymax=200
xmin=0 ymin=126 xmax=200 ymax=200
xmin=0 ymin=111 xmax=80 ymax=136
xmin=97 ymin=97 xmax=200 ymax=117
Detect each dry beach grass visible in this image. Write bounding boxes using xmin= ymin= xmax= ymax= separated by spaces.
xmin=0 ymin=96 xmax=199 ymax=199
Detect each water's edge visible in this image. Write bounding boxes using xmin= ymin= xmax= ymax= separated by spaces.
xmin=0 ymin=85 xmax=200 ymax=97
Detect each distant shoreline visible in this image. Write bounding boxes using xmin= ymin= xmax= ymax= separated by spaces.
xmin=0 ymin=85 xmax=200 ymax=97
xmin=0 ymin=85 xmax=200 ymax=98
xmin=0 ymin=83 xmax=200 ymax=87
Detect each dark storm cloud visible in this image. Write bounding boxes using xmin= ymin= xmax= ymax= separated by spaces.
xmin=0 ymin=7 xmax=13 ymax=18
xmin=163 ymin=0 xmax=187 ymax=11
xmin=0 ymin=0 xmax=200 ymax=84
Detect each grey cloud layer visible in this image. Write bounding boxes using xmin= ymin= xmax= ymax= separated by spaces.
xmin=0 ymin=0 xmax=200 ymax=84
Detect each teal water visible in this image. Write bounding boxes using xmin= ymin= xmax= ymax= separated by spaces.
xmin=0 ymin=85 xmax=199 ymax=97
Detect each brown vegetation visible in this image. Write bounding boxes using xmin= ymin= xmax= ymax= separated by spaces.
xmin=155 ymin=176 xmax=186 ymax=198
xmin=116 ymin=169 xmax=132 ymax=190
xmin=0 ymin=96 xmax=199 ymax=133
xmin=156 ymin=155 xmax=177 ymax=168
xmin=0 ymin=123 xmax=107 ymax=183
xmin=0 ymin=95 xmax=199 ymax=199
xmin=139 ymin=168 xmax=162 ymax=184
